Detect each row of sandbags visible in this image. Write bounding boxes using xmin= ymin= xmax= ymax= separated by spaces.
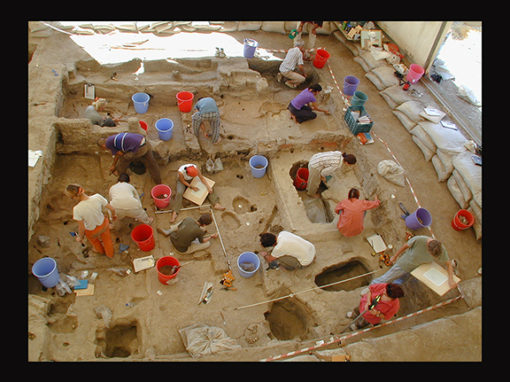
xmin=38 ymin=21 xmax=337 ymax=37
xmin=333 ymin=30 xmax=481 ymax=240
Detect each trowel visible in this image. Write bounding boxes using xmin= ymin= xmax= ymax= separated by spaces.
xmin=399 ymin=202 xmax=410 ymax=220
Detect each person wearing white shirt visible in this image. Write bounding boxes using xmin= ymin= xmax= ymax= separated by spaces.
xmin=278 ymin=41 xmax=307 ymax=88
xmin=259 ymin=231 xmax=316 ymax=270
xmin=306 ymin=151 xmax=357 ymax=197
xmin=109 ymin=173 xmax=152 ymax=229
xmin=65 ymin=184 xmax=117 ymax=258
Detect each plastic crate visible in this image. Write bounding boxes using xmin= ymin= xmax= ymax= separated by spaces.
xmin=344 ymin=105 xmax=373 ymax=135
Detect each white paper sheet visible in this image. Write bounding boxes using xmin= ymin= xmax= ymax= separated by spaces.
xmin=423 ymin=268 xmax=448 ymax=286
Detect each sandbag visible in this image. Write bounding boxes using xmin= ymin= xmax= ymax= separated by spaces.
xmin=377 ymin=160 xmax=406 ymax=187
xmin=179 ymin=324 xmax=240 ymax=359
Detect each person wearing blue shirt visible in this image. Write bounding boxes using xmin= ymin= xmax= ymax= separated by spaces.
xmin=192 ymin=97 xmax=221 ymax=144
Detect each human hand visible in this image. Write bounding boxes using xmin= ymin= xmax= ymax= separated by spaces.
xmin=192 ymin=186 xmax=199 ymax=192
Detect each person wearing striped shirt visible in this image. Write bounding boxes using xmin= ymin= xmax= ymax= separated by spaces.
xmin=306 ymin=151 xmax=357 ymax=197
xmin=98 ymin=132 xmax=161 ymax=185
xmin=278 ymin=40 xmax=307 ymax=88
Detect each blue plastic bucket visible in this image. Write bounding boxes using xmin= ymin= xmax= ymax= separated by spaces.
xmin=243 ymin=39 xmax=258 ymax=58
xmin=343 ymin=76 xmax=360 ymax=96
xmin=155 ymin=118 xmax=174 ymax=141
xmin=405 ymin=207 xmax=432 ymax=230
xmin=132 ymin=92 xmax=150 ymax=114
xmin=249 ymin=155 xmax=268 ymax=178
xmin=32 ymin=257 xmax=60 ymax=288
xmin=237 ymin=252 xmax=260 ymax=278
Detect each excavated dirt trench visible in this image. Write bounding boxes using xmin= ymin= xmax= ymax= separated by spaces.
xmin=28 ymin=28 xmax=481 ymax=361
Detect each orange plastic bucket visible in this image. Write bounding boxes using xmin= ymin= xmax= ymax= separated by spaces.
xmin=313 ymin=49 xmax=330 ymax=69
xmin=176 ymin=91 xmax=194 ymax=112
xmin=156 ymin=256 xmax=180 ymax=285
xmin=294 ymin=168 xmax=309 ymax=190
xmin=151 ymin=184 xmax=171 ymax=209
xmin=131 ymin=224 xmax=155 ymax=251
xmin=451 ymin=209 xmax=475 ymax=231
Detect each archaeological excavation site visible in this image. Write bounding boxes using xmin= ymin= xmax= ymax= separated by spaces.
xmin=28 ymin=21 xmax=482 ymax=362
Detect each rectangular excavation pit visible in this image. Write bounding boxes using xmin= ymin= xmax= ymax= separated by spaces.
xmin=314 ymin=259 xmax=373 ymax=292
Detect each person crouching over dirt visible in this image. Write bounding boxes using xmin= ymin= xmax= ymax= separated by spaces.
xmin=158 ymin=213 xmax=218 ymax=254
xmin=259 ymin=231 xmax=315 ymax=270
xmin=65 ymin=184 xmax=117 ymax=258
xmin=288 ymin=84 xmax=330 ymax=124
xmin=97 ymin=132 xmax=161 ymax=185
xmin=84 ymin=98 xmax=119 ymax=127
xmin=307 ymin=151 xmax=357 ymax=197
xmin=345 ymin=283 xmax=404 ymax=331
xmin=169 ymin=163 xmax=225 ymax=223
xmin=108 ymin=173 xmax=153 ymax=230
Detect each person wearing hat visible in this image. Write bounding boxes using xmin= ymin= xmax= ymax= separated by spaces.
xmin=170 ymin=164 xmax=225 ymax=223
xmin=277 ymin=40 xmax=307 ymax=88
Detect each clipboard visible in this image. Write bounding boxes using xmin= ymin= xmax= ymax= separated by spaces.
xmin=183 ymin=176 xmax=215 ymax=206
xmin=411 ymin=262 xmax=460 ymax=296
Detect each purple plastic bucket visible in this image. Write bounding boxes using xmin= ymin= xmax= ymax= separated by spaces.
xmin=343 ymin=76 xmax=360 ymax=96
xmin=405 ymin=208 xmax=432 ymax=230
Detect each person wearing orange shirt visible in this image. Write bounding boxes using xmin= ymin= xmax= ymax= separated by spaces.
xmin=334 ymin=188 xmax=380 ymax=237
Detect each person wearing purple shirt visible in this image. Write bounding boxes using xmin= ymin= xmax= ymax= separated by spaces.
xmin=98 ymin=132 xmax=161 ymax=184
xmin=288 ymin=84 xmax=330 ymax=123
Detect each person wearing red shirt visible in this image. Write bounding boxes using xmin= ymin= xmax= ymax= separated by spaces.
xmin=346 ymin=283 xmax=404 ymax=330
xmin=334 ymin=188 xmax=380 ymax=237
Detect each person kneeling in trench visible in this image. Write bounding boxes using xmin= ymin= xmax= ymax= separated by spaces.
xmin=158 ymin=213 xmax=218 ymax=254
xmin=335 ymin=188 xmax=380 ymax=237
xmin=259 ymin=231 xmax=315 ymax=270
xmin=307 ymin=151 xmax=357 ymax=197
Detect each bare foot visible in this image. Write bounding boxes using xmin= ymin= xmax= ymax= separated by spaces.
xmin=213 ymin=203 xmax=226 ymax=211
xmin=169 ymin=211 xmax=177 ymax=223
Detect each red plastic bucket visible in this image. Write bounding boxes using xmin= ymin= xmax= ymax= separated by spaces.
xmin=176 ymin=91 xmax=194 ymax=113
xmin=151 ymin=184 xmax=171 ymax=209
xmin=294 ymin=168 xmax=309 ymax=190
xmin=406 ymin=64 xmax=425 ymax=84
xmin=131 ymin=224 xmax=155 ymax=251
xmin=313 ymin=49 xmax=330 ymax=69
xmin=156 ymin=256 xmax=180 ymax=285
xmin=451 ymin=209 xmax=475 ymax=231
xmin=139 ymin=120 xmax=148 ymax=131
